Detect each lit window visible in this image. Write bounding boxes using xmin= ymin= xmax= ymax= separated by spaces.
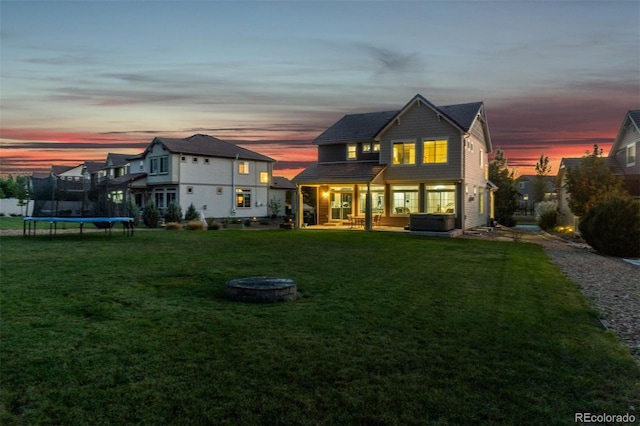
xmin=260 ymin=171 xmax=269 ymax=184
xmin=362 ymin=143 xmax=371 ymax=153
xmin=347 ymin=144 xmax=357 ymax=160
xmin=391 ymin=185 xmax=418 ymax=214
xmin=236 ymin=188 xmax=251 ymax=208
xmin=426 ymin=185 xmax=456 ymax=214
xmin=627 ymin=144 xmax=636 ymax=166
xmin=358 ymin=185 xmax=385 ymax=214
xmin=238 ymin=161 xmax=250 ymax=174
xmin=392 ymin=142 xmax=416 ymax=165
xmin=479 ymin=149 xmax=484 ymax=167
xmin=373 ymin=142 xmax=380 ymax=152
xmin=479 ymin=191 xmax=484 ymax=214
xmin=423 ymin=139 xmax=448 ymax=164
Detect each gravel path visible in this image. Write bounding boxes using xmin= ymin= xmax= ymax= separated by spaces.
xmin=467 ymin=228 xmax=640 ymax=364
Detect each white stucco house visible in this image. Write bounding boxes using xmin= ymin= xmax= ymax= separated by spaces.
xmin=131 ymin=134 xmax=276 ymax=218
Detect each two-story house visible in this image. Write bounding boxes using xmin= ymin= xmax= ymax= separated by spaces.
xmin=293 ymin=94 xmax=493 ymax=231
xmin=135 ymin=134 xmax=276 ymax=218
xmin=556 ymin=109 xmax=639 ymax=228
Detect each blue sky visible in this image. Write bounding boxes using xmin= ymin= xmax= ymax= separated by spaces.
xmin=1 ymin=0 xmax=638 ymax=177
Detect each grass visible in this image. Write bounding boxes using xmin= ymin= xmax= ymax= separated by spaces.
xmin=1 ymin=230 xmax=638 ymax=425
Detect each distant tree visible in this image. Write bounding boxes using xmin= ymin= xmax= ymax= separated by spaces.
xmin=165 ymin=201 xmax=183 ymax=223
xmin=143 ymin=200 xmax=160 ymax=228
xmin=489 ymin=149 xmax=518 ymax=226
xmin=533 ymin=154 xmax=551 ymax=203
xmin=185 ymin=203 xmax=199 ymax=221
xmin=564 ymin=144 xmax=626 ymax=217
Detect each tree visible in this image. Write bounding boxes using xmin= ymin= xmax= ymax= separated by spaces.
xmin=165 ymin=201 xmax=183 ymax=223
xmin=143 ymin=200 xmax=160 ymax=228
xmin=185 ymin=203 xmax=199 ymax=221
xmin=564 ymin=144 xmax=626 ymax=217
xmin=533 ymin=154 xmax=551 ymax=203
xmin=489 ymin=149 xmax=518 ymax=226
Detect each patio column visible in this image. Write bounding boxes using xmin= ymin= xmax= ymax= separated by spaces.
xmin=365 ymin=182 xmax=372 ymax=231
xmin=296 ymin=185 xmax=303 ymax=229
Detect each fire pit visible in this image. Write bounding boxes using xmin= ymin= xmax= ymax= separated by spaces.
xmin=225 ymin=277 xmax=297 ymax=302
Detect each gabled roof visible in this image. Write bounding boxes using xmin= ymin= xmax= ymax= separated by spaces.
xmin=609 ymin=109 xmax=640 ymax=157
xmin=313 ymin=110 xmax=398 ymax=145
xmin=108 ymin=173 xmax=147 ymax=186
xmin=84 ymin=161 xmax=105 ymax=174
xmin=146 ymin=134 xmax=275 ymax=162
xmin=105 ymin=153 xmax=131 ymax=167
xmin=559 ymin=156 xmax=624 ymax=175
xmin=314 ymin=94 xmax=489 ymax=150
xmin=293 ymin=162 xmax=386 ymax=184
xmin=271 ymin=176 xmax=296 ymax=190
xmin=51 ymin=165 xmax=75 ymax=175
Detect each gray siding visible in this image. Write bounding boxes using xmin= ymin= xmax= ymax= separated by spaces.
xmin=614 ymin=125 xmax=639 ymax=174
xmin=318 ymin=142 xmax=380 ymax=163
xmin=380 ymin=104 xmax=462 ymax=182
xmin=462 ymin=119 xmax=490 ymax=228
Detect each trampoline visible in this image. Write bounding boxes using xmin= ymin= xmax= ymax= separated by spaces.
xmin=25 ymin=173 xmax=137 ymax=238
xmin=23 ymin=217 xmax=135 ymax=237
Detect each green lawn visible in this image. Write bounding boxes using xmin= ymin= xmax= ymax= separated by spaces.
xmin=1 ymin=230 xmax=638 ymax=425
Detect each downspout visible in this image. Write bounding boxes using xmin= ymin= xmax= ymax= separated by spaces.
xmin=231 ymin=154 xmax=238 ymax=216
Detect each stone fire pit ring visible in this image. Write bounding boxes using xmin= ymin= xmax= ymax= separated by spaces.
xmin=226 ymin=277 xmax=297 ymax=302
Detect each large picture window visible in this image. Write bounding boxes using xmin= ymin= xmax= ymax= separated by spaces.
xmin=358 ymin=185 xmax=385 ymax=214
xmin=392 ymin=142 xmax=416 ymax=165
xmin=391 ymin=185 xmax=418 ymax=214
xmin=423 ymin=139 xmax=448 ymax=164
xmin=236 ymin=188 xmax=251 ymax=208
xmin=426 ymin=185 xmax=456 ymax=214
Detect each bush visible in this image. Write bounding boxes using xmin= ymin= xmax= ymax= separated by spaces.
xmin=143 ymin=200 xmax=160 ymax=228
xmin=164 ymin=222 xmax=182 ymax=230
xmin=185 ymin=203 xmax=199 ymax=221
xmin=207 ymin=219 xmax=221 ymax=230
xmin=126 ymin=199 xmax=141 ymax=226
xmin=185 ymin=220 xmax=204 ymax=230
xmin=579 ymin=196 xmax=640 ymax=257
xmin=536 ymin=201 xmax=558 ymax=231
xmin=243 ymin=219 xmax=252 ymax=227
xmin=165 ymin=201 xmax=182 ymax=223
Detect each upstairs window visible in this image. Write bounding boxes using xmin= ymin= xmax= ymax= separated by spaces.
xmin=362 ymin=143 xmax=371 ymax=153
xmin=392 ymin=141 xmax=416 ymax=165
xmin=373 ymin=142 xmax=380 ymax=152
xmin=347 ymin=144 xmax=357 ymax=160
xmin=423 ymin=139 xmax=448 ymax=164
xmin=259 ymin=171 xmax=269 ymax=184
xmin=627 ymin=144 xmax=636 ymax=167
xmin=238 ymin=161 xmax=250 ymax=174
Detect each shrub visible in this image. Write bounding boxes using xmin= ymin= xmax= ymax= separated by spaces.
xmin=143 ymin=200 xmax=160 ymax=228
xmin=536 ymin=201 xmax=558 ymax=231
xmin=185 ymin=203 xmax=199 ymax=221
xmin=165 ymin=201 xmax=182 ymax=223
xmin=207 ymin=219 xmax=221 ymax=230
xmin=579 ymin=196 xmax=640 ymax=257
xmin=185 ymin=220 xmax=205 ymax=230
xmin=126 ymin=199 xmax=141 ymax=226
xmin=164 ymin=222 xmax=182 ymax=230
xmin=243 ymin=219 xmax=252 ymax=227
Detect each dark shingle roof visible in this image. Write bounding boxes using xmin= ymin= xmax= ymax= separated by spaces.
xmin=314 ymin=97 xmax=484 ymax=145
xmin=106 ymin=153 xmax=131 ymax=167
xmin=313 ymin=110 xmax=399 ymax=145
xmin=438 ymin=102 xmax=484 ymax=131
xmin=271 ymin=176 xmax=296 ymax=190
xmin=293 ymin=162 xmax=386 ymax=184
xmin=629 ymin=110 xmax=640 ymax=129
xmin=150 ymin=134 xmax=275 ymax=162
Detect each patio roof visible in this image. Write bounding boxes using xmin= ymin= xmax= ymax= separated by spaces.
xmin=293 ymin=162 xmax=386 ymax=184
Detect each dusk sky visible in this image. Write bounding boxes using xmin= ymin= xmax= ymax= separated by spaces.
xmin=1 ymin=1 xmax=638 ymax=179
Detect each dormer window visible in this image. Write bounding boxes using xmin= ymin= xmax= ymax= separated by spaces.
xmin=362 ymin=143 xmax=371 ymax=153
xmin=373 ymin=142 xmax=380 ymax=152
xmin=347 ymin=144 xmax=357 ymax=160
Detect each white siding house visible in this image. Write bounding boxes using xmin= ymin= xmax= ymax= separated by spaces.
xmin=136 ymin=134 xmax=275 ymax=218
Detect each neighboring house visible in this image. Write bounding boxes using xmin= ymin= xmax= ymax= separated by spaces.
xmin=100 ymin=153 xmax=132 ymax=179
xmin=293 ymin=94 xmax=494 ymax=230
xmin=556 ymin=109 xmax=639 ymax=227
xmin=269 ymin=176 xmax=296 ymax=217
xmin=516 ymin=175 xmax=556 ymax=204
xmin=132 ymin=134 xmax=276 ymax=218
xmin=609 ymin=109 xmax=640 ymax=197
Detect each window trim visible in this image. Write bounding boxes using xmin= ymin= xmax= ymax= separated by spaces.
xmin=392 ymin=140 xmax=417 ymax=166
xmin=422 ymin=138 xmax=448 ymax=164
xmin=626 ymin=143 xmax=636 ymax=167
xmin=238 ymin=161 xmax=250 ymax=174
xmin=347 ymin=144 xmax=357 ymax=160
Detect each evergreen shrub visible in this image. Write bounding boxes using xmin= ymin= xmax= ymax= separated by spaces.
xmin=579 ymin=196 xmax=640 ymax=257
